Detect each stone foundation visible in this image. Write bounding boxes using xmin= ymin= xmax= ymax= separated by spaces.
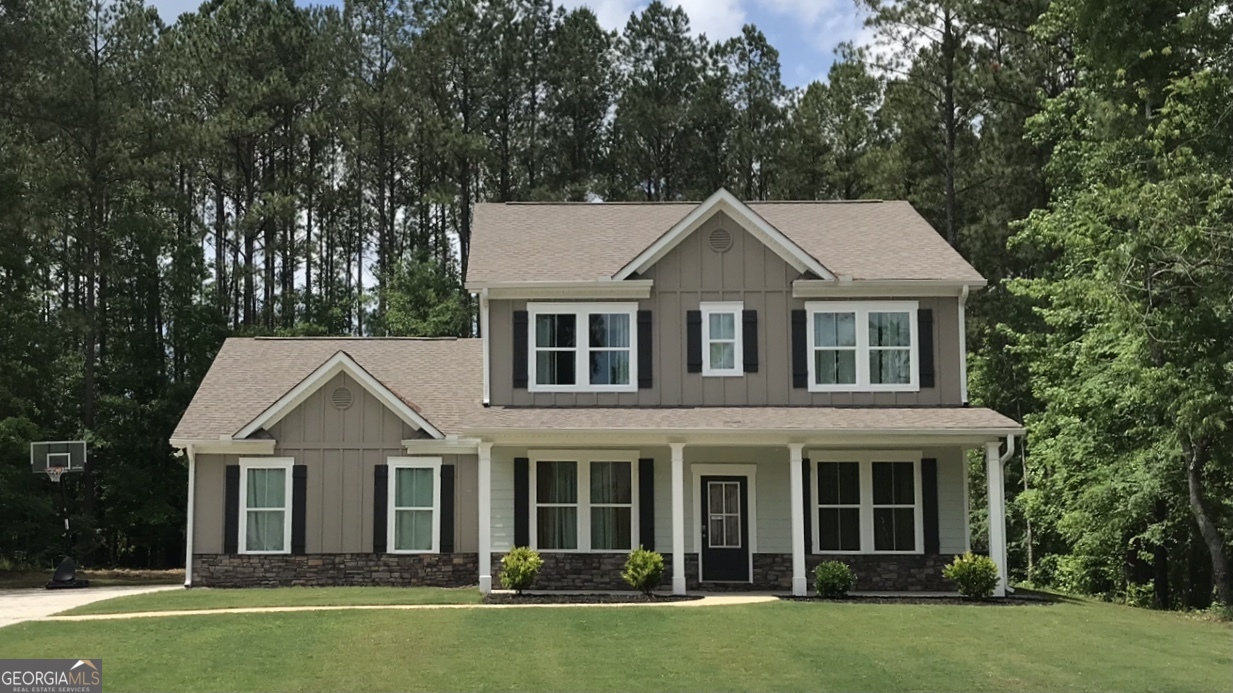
xmin=490 ymin=552 xmax=956 ymax=592
xmin=192 ymin=553 xmax=479 ymax=588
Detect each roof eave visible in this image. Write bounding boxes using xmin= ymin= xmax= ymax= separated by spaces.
xmin=793 ymin=278 xmax=988 ymax=298
xmin=464 ymin=279 xmax=653 ymax=300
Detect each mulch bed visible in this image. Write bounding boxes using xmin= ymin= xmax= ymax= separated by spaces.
xmin=780 ymin=594 xmax=1052 ymax=606
xmin=483 ymin=593 xmax=702 ymax=605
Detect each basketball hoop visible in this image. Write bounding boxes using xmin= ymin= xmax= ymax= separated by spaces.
xmin=45 ymin=466 xmax=65 ymax=483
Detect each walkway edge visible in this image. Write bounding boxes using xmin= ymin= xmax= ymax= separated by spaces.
xmin=42 ymin=595 xmax=778 ymax=622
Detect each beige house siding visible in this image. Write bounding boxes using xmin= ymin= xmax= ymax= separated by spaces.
xmin=487 ymin=444 xmax=968 ymax=557
xmin=193 ymin=372 xmax=478 ymax=555
xmin=488 ymin=211 xmax=964 ymax=407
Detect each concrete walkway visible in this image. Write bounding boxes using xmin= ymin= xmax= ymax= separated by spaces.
xmin=0 ymin=585 xmax=181 ymax=628
xmin=41 ymin=594 xmax=777 ymax=622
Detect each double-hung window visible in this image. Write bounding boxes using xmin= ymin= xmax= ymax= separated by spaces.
xmin=812 ymin=452 xmax=922 ymax=554
xmin=529 ymin=303 xmax=637 ymax=392
xmin=532 ymin=451 xmax=637 ymax=552
xmin=701 ymin=302 xmax=743 ymax=376
xmin=239 ymin=458 xmax=294 ymax=554
xmin=388 ymin=458 xmax=441 ymax=553
xmin=806 ymin=301 xmax=918 ymax=391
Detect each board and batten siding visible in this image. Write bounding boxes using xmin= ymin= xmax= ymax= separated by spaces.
xmin=484 ymin=444 xmax=968 ymax=556
xmin=193 ymin=371 xmax=478 ymax=554
xmin=488 ymin=211 xmax=964 ymax=407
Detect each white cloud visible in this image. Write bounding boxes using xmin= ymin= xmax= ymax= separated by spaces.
xmin=558 ymin=0 xmax=746 ymax=41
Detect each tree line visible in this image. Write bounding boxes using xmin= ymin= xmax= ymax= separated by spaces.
xmin=0 ymin=0 xmax=1228 ymax=609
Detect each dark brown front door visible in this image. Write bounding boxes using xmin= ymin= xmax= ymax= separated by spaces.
xmin=700 ymin=475 xmax=749 ymax=582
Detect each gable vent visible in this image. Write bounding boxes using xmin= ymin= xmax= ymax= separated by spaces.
xmin=708 ymin=228 xmax=733 ymax=253
xmin=331 ymin=387 xmax=354 ymax=410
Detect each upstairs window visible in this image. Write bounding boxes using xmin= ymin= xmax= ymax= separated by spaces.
xmin=701 ymin=302 xmax=743 ymax=377
xmin=806 ymin=301 xmax=918 ymax=392
xmin=529 ymin=303 xmax=637 ymax=392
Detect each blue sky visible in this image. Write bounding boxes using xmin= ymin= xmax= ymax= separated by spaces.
xmin=149 ymin=0 xmax=868 ymax=88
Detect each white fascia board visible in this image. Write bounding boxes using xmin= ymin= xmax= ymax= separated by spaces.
xmin=461 ymin=427 xmax=1024 ymax=448
xmin=234 ymin=350 xmax=444 ymax=440
xmin=464 ymin=280 xmax=653 ymax=300
xmin=613 ymin=188 xmax=835 ymax=281
xmin=792 ymin=279 xmax=988 ymax=298
xmin=400 ymin=437 xmax=483 ymax=454
xmin=169 ymin=439 xmax=278 ymax=455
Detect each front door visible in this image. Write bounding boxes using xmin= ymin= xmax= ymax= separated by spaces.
xmin=700 ymin=475 xmax=750 ymax=582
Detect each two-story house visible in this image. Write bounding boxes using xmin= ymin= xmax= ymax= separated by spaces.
xmin=171 ymin=189 xmax=1023 ymax=596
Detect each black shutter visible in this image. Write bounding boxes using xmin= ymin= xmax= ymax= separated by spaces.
xmin=373 ymin=465 xmax=388 ymax=553
xmin=639 ymin=458 xmax=655 ymax=550
xmin=922 ymin=458 xmax=939 ymax=554
xmin=742 ymin=309 xmax=759 ymax=373
xmin=686 ymin=310 xmax=702 ymax=373
xmin=440 ymin=464 xmax=456 ymax=553
xmin=637 ymin=310 xmax=653 ymax=388
xmin=291 ymin=465 xmax=307 ymax=555
xmin=512 ymin=310 xmax=529 ymax=389
xmin=791 ymin=309 xmax=808 ymax=388
xmin=918 ymin=308 xmax=936 ymax=388
xmin=223 ymin=465 xmax=240 ymax=555
xmin=514 ymin=457 xmax=530 ymax=547
xmin=802 ymin=458 xmax=812 ymax=554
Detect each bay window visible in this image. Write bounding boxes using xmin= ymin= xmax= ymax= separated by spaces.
xmin=528 ymin=303 xmax=637 ymax=392
xmin=531 ymin=451 xmax=637 ymax=552
xmin=806 ymin=301 xmax=919 ymax=391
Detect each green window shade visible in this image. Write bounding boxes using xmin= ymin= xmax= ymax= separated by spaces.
xmin=395 ymin=509 xmax=433 ymax=551
xmin=395 ymin=467 xmax=434 ymax=508
xmin=246 ymin=468 xmax=285 ymax=508
xmin=245 ymin=510 xmax=285 ymax=552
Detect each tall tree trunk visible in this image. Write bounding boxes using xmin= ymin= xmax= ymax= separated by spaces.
xmin=941 ymin=7 xmax=958 ymax=249
xmin=1184 ymin=436 xmax=1232 ymax=605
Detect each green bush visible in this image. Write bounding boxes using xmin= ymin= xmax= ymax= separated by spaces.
xmin=814 ymin=561 xmax=855 ymax=598
xmin=943 ymin=552 xmax=1000 ymax=599
xmin=622 ymin=547 xmax=665 ymax=595
xmin=499 ymin=546 xmax=543 ymax=594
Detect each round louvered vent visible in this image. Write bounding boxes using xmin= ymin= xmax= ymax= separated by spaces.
xmin=331 ymin=387 xmax=354 ymax=410
xmin=708 ymin=228 xmax=733 ymax=253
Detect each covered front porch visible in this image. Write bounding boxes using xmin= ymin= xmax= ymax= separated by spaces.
xmin=465 ymin=427 xmax=1019 ymax=597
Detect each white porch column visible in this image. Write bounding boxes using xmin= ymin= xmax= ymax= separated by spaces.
xmin=670 ymin=442 xmax=687 ymax=595
xmin=788 ymin=443 xmax=807 ymax=596
xmin=478 ymin=441 xmax=493 ymax=594
xmin=985 ymin=441 xmax=1008 ymax=597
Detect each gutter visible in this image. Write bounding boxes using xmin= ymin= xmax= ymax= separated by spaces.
xmin=183 ymin=443 xmax=196 ymax=588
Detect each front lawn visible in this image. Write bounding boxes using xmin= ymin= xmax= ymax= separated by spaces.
xmin=3 ymin=597 xmax=1228 ymax=691
xmin=61 ymin=586 xmax=482 ymax=615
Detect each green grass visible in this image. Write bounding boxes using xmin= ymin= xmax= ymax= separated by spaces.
xmin=61 ymin=586 xmax=482 ymax=615
xmin=3 ymin=598 xmax=1229 ymax=691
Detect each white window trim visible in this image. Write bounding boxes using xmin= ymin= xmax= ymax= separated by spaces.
xmin=387 ymin=457 xmax=443 ymax=554
xmin=805 ymin=300 xmax=920 ymax=393
xmin=529 ymin=450 xmax=639 ymax=553
xmin=238 ymin=457 xmax=295 ymax=555
xmin=527 ymin=302 xmax=639 ymax=393
xmin=810 ymin=451 xmax=924 ymax=555
xmin=700 ymin=301 xmax=744 ymax=377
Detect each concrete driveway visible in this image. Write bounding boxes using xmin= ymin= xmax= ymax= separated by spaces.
xmin=0 ymin=584 xmax=180 ymax=628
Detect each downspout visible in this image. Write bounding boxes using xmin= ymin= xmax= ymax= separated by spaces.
xmin=480 ymin=288 xmax=490 ymax=406
xmin=997 ymin=434 xmax=1016 ymax=594
xmin=958 ymin=285 xmax=970 ymax=405
xmin=183 ymin=443 xmax=196 ymax=588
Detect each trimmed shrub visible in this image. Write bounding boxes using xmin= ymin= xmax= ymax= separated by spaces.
xmin=814 ymin=560 xmax=855 ymax=598
xmin=499 ymin=546 xmax=543 ymax=594
xmin=622 ymin=547 xmax=665 ymax=595
xmin=943 ymin=552 xmax=1000 ymax=599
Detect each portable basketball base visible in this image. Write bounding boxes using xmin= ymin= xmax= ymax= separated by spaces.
xmin=30 ymin=441 xmax=90 ymax=589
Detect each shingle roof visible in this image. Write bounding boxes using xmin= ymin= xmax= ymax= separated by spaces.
xmin=468 ymin=199 xmax=985 ymax=283
xmin=171 ymin=337 xmax=483 ymax=441
xmin=461 ymin=405 xmax=1021 ymax=434
xmin=174 ymin=337 xmax=1021 ymax=442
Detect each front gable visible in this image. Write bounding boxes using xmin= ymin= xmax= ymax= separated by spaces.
xmin=236 ymin=350 xmax=444 ymax=441
xmin=638 ymin=210 xmax=803 ymax=293
xmin=613 ymin=188 xmax=835 ymax=281
xmin=265 ymin=371 xmax=424 ymax=446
